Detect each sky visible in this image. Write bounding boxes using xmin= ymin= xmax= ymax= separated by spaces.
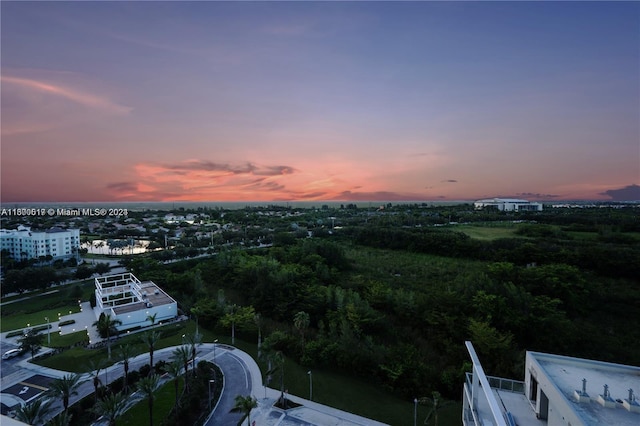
xmin=1 ymin=1 xmax=639 ymax=203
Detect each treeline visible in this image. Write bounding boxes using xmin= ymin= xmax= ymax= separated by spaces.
xmin=343 ymin=225 xmax=639 ymax=279
xmin=128 ymin=235 xmax=639 ymax=401
xmin=1 ymin=262 xmax=111 ymax=295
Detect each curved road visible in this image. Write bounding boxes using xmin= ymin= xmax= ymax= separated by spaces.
xmin=1 ymin=342 xmax=260 ymax=425
xmin=204 ymin=350 xmax=252 ymax=425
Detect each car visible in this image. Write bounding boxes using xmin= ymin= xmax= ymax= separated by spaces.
xmin=2 ymin=349 xmax=22 ymax=360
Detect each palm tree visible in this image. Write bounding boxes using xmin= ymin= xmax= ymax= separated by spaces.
xmin=165 ymin=361 xmax=183 ymax=425
xmin=171 ymin=345 xmax=191 ymax=393
xmin=46 ymin=411 xmax=73 ymax=426
xmin=183 ymin=332 xmax=201 ymax=378
xmin=93 ymin=392 xmax=127 ymax=426
xmin=117 ymin=344 xmax=135 ymax=393
xmin=231 ymin=395 xmax=258 ymax=426
xmin=146 ymin=313 xmax=157 ymax=326
xmin=293 ymin=311 xmax=310 ymax=348
xmin=254 ymin=313 xmax=263 ymax=356
xmin=137 ymin=374 xmax=160 ymax=426
xmin=14 ymin=398 xmax=53 ymax=425
xmin=47 ymin=373 xmax=81 ymax=412
xmin=419 ymin=391 xmax=453 ymax=426
xmin=93 ymin=313 xmax=123 ymax=360
xmin=140 ymin=330 xmax=161 ymax=375
xmin=86 ymin=358 xmax=107 ymax=404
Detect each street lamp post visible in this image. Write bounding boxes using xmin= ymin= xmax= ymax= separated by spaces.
xmin=414 ymin=398 xmax=418 ymax=426
xmin=208 ymin=379 xmax=215 ymax=411
xmin=213 ymin=339 xmax=218 ymax=361
xmin=307 ymin=370 xmax=313 ymax=401
xmin=45 ymin=317 xmax=50 ymax=346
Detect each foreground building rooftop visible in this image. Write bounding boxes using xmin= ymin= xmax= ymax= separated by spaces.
xmin=95 ymin=273 xmax=178 ymax=330
xmin=463 ymin=341 xmax=640 ymax=426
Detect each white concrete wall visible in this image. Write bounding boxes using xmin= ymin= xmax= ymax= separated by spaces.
xmin=113 ymin=302 xmax=178 ymax=331
xmin=525 ymin=352 xmax=585 ymax=426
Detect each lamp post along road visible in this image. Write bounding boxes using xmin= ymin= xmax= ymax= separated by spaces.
xmin=213 ymin=339 xmax=218 ymax=361
xmin=307 ymin=370 xmax=313 ymax=401
xmin=45 ymin=317 xmax=50 ymax=346
xmin=414 ymin=398 xmax=418 ymax=426
xmin=208 ymin=379 xmax=215 ymax=411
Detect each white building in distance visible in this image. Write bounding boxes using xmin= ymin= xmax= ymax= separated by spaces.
xmin=463 ymin=341 xmax=640 ymax=426
xmin=474 ymin=198 xmax=543 ymax=212
xmin=94 ymin=273 xmax=178 ymax=331
xmin=0 ymin=225 xmax=80 ymax=261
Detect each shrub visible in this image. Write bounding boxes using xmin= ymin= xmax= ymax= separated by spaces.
xmin=6 ymin=330 xmax=24 ymax=338
xmin=59 ymin=319 xmax=76 ymax=327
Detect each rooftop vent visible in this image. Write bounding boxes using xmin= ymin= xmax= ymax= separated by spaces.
xmin=574 ymin=378 xmax=590 ymax=403
xmin=623 ymin=388 xmax=640 ymax=414
xmin=597 ymin=384 xmax=616 ymax=408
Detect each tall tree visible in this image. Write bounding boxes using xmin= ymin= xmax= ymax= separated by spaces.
xmin=254 ymin=313 xmax=263 ymax=356
xmin=93 ymin=313 xmax=123 ymax=360
xmin=47 ymin=374 xmax=81 ymax=412
xmin=140 ymin=330 xmax=161 ymax=375
xmin=419 ymin=391 xmax=453 ymax=426
xmin=165 ymin=361 xmax=183 ymax=426
xmin=171 ymin=345 xmax=191 ymax=393
xmin=117 ymin=344 xmax=136 ymax=393
xmin=137 ymin=374 xmax=160 ymax=426
xmin=14 ymin=398 xmax=52 ymax=426
xmin=293 ymin=311 xmax=310 ymax=348
xmin=231 ymin=395 xmax=258 ymax=426
xmin=220 ymin=304 xmax=255 ymax=345
xmin=18 ymin=328 xmax=44 ymax=360
xmin=183 ymin=332 xmax=202 ymax=378
xmin=86 ymin=358 xmax=107 ymax=404
xmin=93 ymin=392 xmax=127 ymax=426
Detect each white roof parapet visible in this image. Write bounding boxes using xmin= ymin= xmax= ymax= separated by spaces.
xmin=465 ymin=341 xmax=508 ymax=426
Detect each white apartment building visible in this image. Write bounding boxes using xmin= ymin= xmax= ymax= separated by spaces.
xmin=94 ymin=272 xmax=178 ymax=331
xmin=474 ymin=198 xmax=543 ymax=212
xmin=463 ymin=341 xmax=640 ymax=426
xmin=0 ymin=225 xmax=80 ymax=261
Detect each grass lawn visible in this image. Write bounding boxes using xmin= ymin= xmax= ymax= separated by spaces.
xmin=119 ymin=378 xmax=183 ymax=426
xmin=33 ymin=321 xmax=203 ymax=372
xmin=456 ymin=224 xmax=520 ymax=240
xmin=1 ymin=281 xmax=94 ymax=332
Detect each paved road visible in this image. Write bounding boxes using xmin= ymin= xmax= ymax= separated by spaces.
xmin=204 ymin=350 xmax=252 ymax=426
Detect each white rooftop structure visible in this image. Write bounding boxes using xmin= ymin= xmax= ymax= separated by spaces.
xmin=95 ymin=273 xmax=178 ymax=330
xmin=463 ymin=341 xmax=640 ymax=426
xmin=474 ymin=198 xmax=543 ymax=212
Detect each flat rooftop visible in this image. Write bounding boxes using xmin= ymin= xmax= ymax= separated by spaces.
xmin=533 ymin=352 xmax=640 ymax=426
xmin=112 ymin=281 xmax=174 ymax=315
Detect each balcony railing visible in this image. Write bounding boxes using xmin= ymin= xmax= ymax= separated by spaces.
xmin=466 ymin=372 xmax=525 ymax=393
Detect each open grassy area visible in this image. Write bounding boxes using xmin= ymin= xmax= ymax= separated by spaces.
xmin=456 ymin=224 xmax=520 ymax=240
xmin=1 ymin=281 xmax=95 ymax=332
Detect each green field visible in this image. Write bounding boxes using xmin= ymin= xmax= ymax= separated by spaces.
xmin=456 ymin=224 xmax=520 ymax=240
xmin=1 ymin=282 xmax=95 ymax=332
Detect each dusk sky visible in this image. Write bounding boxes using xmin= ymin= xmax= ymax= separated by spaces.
xmin=2 ymin=1 xmax=639 ymax=203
